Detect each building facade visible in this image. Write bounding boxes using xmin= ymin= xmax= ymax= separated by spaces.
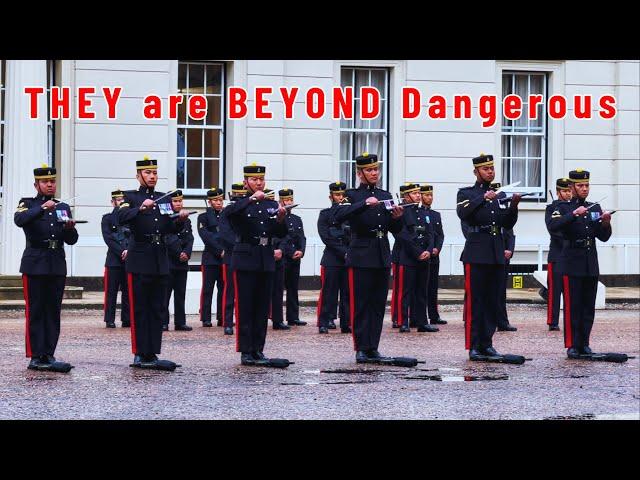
xmin=1 ymin=60 xmax=638 ymax=280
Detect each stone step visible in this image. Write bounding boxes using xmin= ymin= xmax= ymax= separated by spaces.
xmin=0 ymin=276 xmax=23 ymax=288
xmin=0 ymin=286 xmax=84 ymax=301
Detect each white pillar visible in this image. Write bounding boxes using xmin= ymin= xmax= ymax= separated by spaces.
xmin=0 ymin=60 xmax=48 ymax=275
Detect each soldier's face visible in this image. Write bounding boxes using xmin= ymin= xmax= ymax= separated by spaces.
xmin=112 ymin=196 xmax=125 ymax=207
xmin=421 ymin=193 xmax=433 ymax=206
xmin=171 ymin=198 xmax=183 ymax=212
xmin=209 ymin=198 xmax=224 ymax=210
xmin=330 ymin=192 xmax=345 ymax=203
xmin=35 ymin=179 xmax=56 ymax=197
xmin=406 ymin=191 xmax=421 ymax=204
xmin=572 ymin=182 xmax=590 ymax=200
xmin=475 ymin=166 xmax=495 ymax=183
xmin=358 ymin=166 xmax=379 ymax=185
xmin=557 ymin=189 xmax=573 ymax=201
xmin=245 ymin=176 xmax=265 ymax=193
xmin=137 ymin=169 xmax=158 ymax=187
xmin=281 ymin=198 xmax=294 ymax=207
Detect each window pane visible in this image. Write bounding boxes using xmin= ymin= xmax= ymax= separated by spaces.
xmin=203 ymin=159 xmax=220 ymax=189
xmin=206 ymin=64 xmax=222 ymax=94
xmin=371 ymin=69 xmax=386 ymax=98
xmin=340 ymin=132 xmax=352 ymax=161
xmin=341 ymin=68 xmax=353 ymax=88
xmin=206 ymin=96 xmax=222 ymax=126
xmin=528 ymin=158 xmax=541 ymax=188
xmin=354 ymin=99 xmax=364 ymax=129
xmin=355 ymin=69 xmax=368 ymax=96
xmin=177 ymin=129 xmax=186 ymax=157
xmin=530 ymin=75 xmax=543 ymax=95
xmin=187 ymin=128 xmax=203 ymax=157
xmin=340 ymin=161 xmax=355 ymax=188
xmin=367 ymin=133 xmax=383 ymax=161
xmin=177 ymin=97 xmax=187 ymax=125
xmin=354 ymin=133 xmax=367 ymax=158
xmin=502 ymin=74 xmax=512 ymax=96
xmin=186 ymin=159 xmax=202 ymax=189
xmin=370 ymin=99 xmax=384 ymax=130
xmin=529 ymin=135 xmax=541 ymax=158
xmin=178 ymin=63 xmax=187 ymax=91
xmin=177 ymin=158 xmax=185 ymax=188
xmin=186 ymin=64 xmax=204 ymax=94
xmin=204 ymin=130 xmax=220 ymax=158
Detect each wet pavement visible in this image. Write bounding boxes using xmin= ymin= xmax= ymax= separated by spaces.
xmin=0 ymin=304 xmax=638 ymax=420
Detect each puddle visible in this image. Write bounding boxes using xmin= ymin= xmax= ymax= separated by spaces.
xmin=281 ymin=380 xmax=377 ymax=386
xmin=405 ymin=374 xmax=509 ymax=382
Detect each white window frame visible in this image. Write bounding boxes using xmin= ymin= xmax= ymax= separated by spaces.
xmin=176 ymin=60 xmax=225 ymax=196
xmin=0 ymin=60 xmax=6 ymax=201
xmin=338 ymin=66 xmax=390 ymax=190
xmin=46 ymin=60 xmax=56 ymax=168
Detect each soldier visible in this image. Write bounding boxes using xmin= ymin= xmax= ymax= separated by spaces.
xmin=333 ymin=153 xmax=404 ymax=364
xmin=163 ymin=189 xmax=194 ymax=331
xmin=118 ymin=157 xmax=190 ymax=371
xmin=316 ymin=181 xmax=351 ymax=334
xmin=391 ymin=183 xmax=438 ymax=333
xmin=267 ymin=189 xmax=291 ymax=330
xmin=225 ymin=164 xmax=290 ymax=366
xmin=281 ymin=188 xmax=307 ymax=327
xmin=217 ymin=183 xmax=247 ymax=335
xmin=547 ymin=169 xmax=612 ymax=359
xmin=456 ymin=154 xmax=521 ymax=361
xmin=101 ymin=189 xmax=131 ymax=328
xmin=15 ymin=164 xmax=78 ymax=372
xmin=197 ymin=187 xmax=225 ymax=328
xmin=544 ymin=178 xmax=573 ymax=331
xmin=420 ymin=184 xmax=447 ymax=325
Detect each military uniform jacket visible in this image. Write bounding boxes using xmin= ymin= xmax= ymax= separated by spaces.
xmin=424 ymin=208 xmax=444 ymax=252
xmin=14 ymin=195 xmax=79 ymax=275
xmin=333 ymin=184 xmax=403 ymax=268
xmin=166 ymin=217 xmax=194 ymax=271
xmin=545 ymin=200 xmax=565 ymax=263
xmin=392 ymin=205 xmax=434 ymax=267
xmin=547 ymin=199 xmax=611 ymax=277
xmin=318 ymin=204 xmax=349 ymax=267
xmin=283 ymin=213 xmax=306 ymax=264
xmin=198 ymin=208 xmax=224 ymax=266
xmin=503 ymin=228 xmax=516 ymax=253
xmin=101 ymin=208 xmax=130 ymax=268
xmin=218 ymin=205 xmax=237 ymax=266
xmin=224 ymin=195 xmax=288 ymax=272
xmin=456 ymin=181 xmax=518 ymax=265
xmin=117 ymin=186 xmax=186 ymax=275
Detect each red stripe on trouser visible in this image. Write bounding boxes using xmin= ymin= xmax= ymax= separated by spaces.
xmin=398 ymin=265 xmax=405 ymax=327
xmin=546 ymin=263 xmax=553 ymax=325
xmin=316 ymin=266 xmax=325 ymax=326
xmin=464 ymin=264 xmax=472 ymax=350
xmin=233 ymin=271 xmax=240 ymax=352
xmin=563 ymin=275 xmax=572 ymax=348
xmin=22 ymin=275 xmax=32 ymax=358
xmin=221 ymin=265 xmax=228 ymax=326
xmin=390 ymin=263 xmax=396 ymax=320
xmin=199 ymin=265 xmax=205 ymax=315
xmin=128 ymin=273 xmax=137 ymax=354
xmin=348 ymin=267 xmax=357 ymax=350
xmin=103 ymin=267 xmax=109 ymax=312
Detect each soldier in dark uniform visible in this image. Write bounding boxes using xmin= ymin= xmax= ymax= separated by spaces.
xmin=333 ymin=153 xmax=404 ymax=363
xmin=391 ymin=183 xmax=438 ymax=333
xmin=217 ymin=183 xmax=247 ymax=335
xmin=118 ymin=157 xmax=190 ymax=370
xmin=163 ymin=190 xmax=194 ymax=331
xmin=281 ymin=188 xmax=307 ymax=327
xmin=101 ymin=189 xmax=131 ymax=328
xmin=547 ymin=169 xmax=612 ymax=358
xmin=544 ymin=178 xmax=573 ymax=331
xmin=224 ymin=164 xmax=289 ymax=366
xmin=316 ymin=181 xmax=351 ymax=334
xmin=197 ymin=187 xmax=225 ymax=328
xmin=267 ymin=189 xmax=291 ymax=331
xmin=15 ymin=164 xmax=78 ymax=372
xmin=456 ymin=154 xmax=521 ymax=361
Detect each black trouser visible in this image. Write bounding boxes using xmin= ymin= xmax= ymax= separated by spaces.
xmin=128 ymin=273 xmax=168 ymax=355
xmin=348 ymin=267 xmax=389 ymax=352
xmin=270 ymin=261 xmax=285 ymax=324
xmin=221 ymin=264 xmax=235 ymax=328
xmin=427 ymin=258 xmax=441 ymax=320
xmin=235 ymin=270 xmax=273 ymax=354
xmin=562 ymin=275 xmax=598 ymax=350
xmin=284 ymin=260 xmax=301 ymax=322
xmin=165 ymin=269 xmax=188 ymax=327
xmin=463 ymin=263 xmax=504 ymax=350
xmin=103 ymin=266 xmax=130 ymax=325
xmin=547 ymin=262 xmax=563 ymax=328
xmin=22 ymin=274 xmax=65 ymax=358
xmin=317 ymin=266 xmax=350 ymax=329
xmin=395 ymin=264 xmax=429 ymax=328
xmin=200 ymin=264 xmax=224 ymax=324
xmin=496 ymin=260 xmax=510 ymax=328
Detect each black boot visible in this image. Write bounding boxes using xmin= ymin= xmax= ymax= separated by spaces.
xmin=417 ymin=324 xmax=439 ymax=332
xmin=567 ymin=347 xmax=581 ymax=359
xmin=318 ymin=326 xmax=329 ymax=334
xmin=224 ymin=326 xmax=234 ymax=335
xmin=273 ymin=322 xmax=291 ymax=330
xmin=327 ymin=320 xmax=337 ymax=329
xmin=106 ymin=321 xmax=116 ymax=328
xmin=549 ymin=325 xmax=560 ymax=331
xmin=399 ymin=325 xmax=410 ymax=333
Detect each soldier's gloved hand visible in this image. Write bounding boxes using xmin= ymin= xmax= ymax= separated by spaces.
xmin=63 ymin=219 xmax=76 ymax=229
xmin=601 ymin=211 xmax=612 ymax=224
xmin=121 ymin=250 xmax=128 ymax=261
xmin=179 ymin=252 xmax=189 ymax=262
xmin=139 ymin=199 xmax=155 ymax=212
xmin=42 ymin=200 xmax=56 ymax=211
xmin=505 ymin=250 xmax=513 ymax=260
xmin=276 ymin=206 xmax=286 ymax=222
xmin=484 ymin=190 xmax=497 ymax=201
xmin=365 ymin=197 xmax=379 ymax=207
xmin=391 ymin=205 xmax=404 ymax=219
xmin=573 ymin=206 xmax=588 ymax=216
xmin=292 ymin=250 xmax=303 ymax=260
xmin=432 ymin=248 xmax=439 ymax=256
xmin=177 ymin=209 xmax=190 ymax=221
xmin=251 ymin=191 xmax=266 ymax=202
xmin=510 ymin=193 xmax=522 ymax=208
xmin=418 ymin=251 xmax=430 ymax=261
xmin=274 ymin=249 xmax=283 ymax=261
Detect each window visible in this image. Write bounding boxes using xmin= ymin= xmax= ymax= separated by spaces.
xmin=501 ymin=72 xmax=548 ymax=199
xmin=177 ymin=61 xmax=225 ymax=195
xmin=0 ymin=60 xmax=5 ymax=199
xmin=46 ymin=60 xmax=56 ymax=168
xmin=339 ymin=67 xmax=389 ymax=189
